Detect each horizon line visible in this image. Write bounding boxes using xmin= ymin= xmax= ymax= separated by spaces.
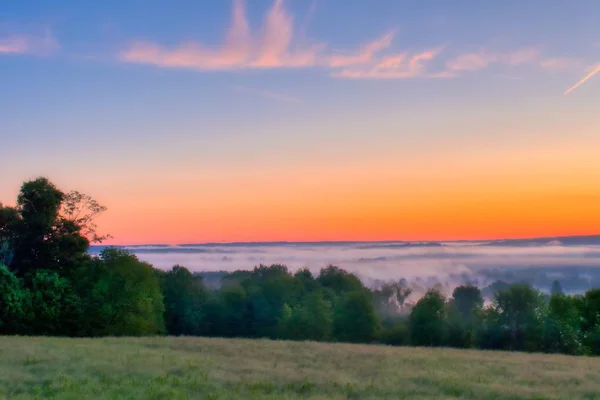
xmin=94 ymin=233 xmax=600 ymax=248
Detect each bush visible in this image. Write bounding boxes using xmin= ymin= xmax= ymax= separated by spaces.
xmin=380 ymin=319 xmax=410 ymax=346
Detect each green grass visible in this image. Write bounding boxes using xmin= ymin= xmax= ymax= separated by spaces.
xmin=1 ymin=337 xmax=599 ymax=399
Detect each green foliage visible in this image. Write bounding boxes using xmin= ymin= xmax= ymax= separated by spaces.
xmin=201 ymin=284 xmax=251 ymax=337
xmin=0 ymin=264 xmax=27 ymax=333
xmin=28 ymin=269 xmax=83 ymax=336
xmin=3 ymin=177 xmax=107 ymax=278
xmin=243 ymin=264 xmax=299 ymax=338
xmin=334 ymin=290 xmax=379 ymax=343
xmin=488 ymin=284 xmax=545 ymax=351
xmin=379 ymin=318 xmax=410 ymax=346
xmin=162 ymin=265 xmax=206 ymax=335
xmin=579 ymin=289 xmax=600 ymax=354
xmin=78 ymin=248 xmax=165 ymax=336
xmin=279 ymin=290 xmax=333 ymax=341
xmin=410 ymin=289 xmax=447 ymax=346
xmin=317 ymin=265 xmax=364 ymax=295
xmin=447 ymin=285 xmax=483 ymax=348
xmin=542 ymin=293 xmax=584 ymax=355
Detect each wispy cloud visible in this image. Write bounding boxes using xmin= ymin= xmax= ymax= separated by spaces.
xmin=539 ymin=57 xmax=584 ymax=71
xmin=119 ymin=1 xmax=447 ymax=80
xmin=120 ymin=0 xmax=320 ymax=70
xmin=0 ymin=36 xmax=29 ymax=53
xmin=230 ymin=84 xmax=303 ymax=103
xmin=117 ymin=1 xmax=589 ymax=86
xmin=328 ymin=30 xmax=395 ymax=68
xmin=332 ymin=48 xmax=452 ymax=79
xmin=0 ymin=30 xmax=58 ymax=56
xmin=446 ymin=52 xmax=491 ymax=71
xmin=446 ymin=48 xmax=539 ymax=72
xmin=564 ymin=62 xmax=600 ymax=95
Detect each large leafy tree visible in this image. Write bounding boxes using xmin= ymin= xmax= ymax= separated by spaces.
xmin=409 ymin=288 xmax=448 ymax=346
xmin=490 ymin=284 xmax=545 ymax=351
xmin=243 ymin=264 xmax=298 ymax=338
xmin=162 ymin=265 xmax=207 ymax=335
xmin=447 ymin=285 xmax=484 ymax=348
xmin=1 ymin=178 xmax=108 ymax=278
xmin=317 ymin=265 xmax=364 ymax=296
xmin=542 ymin=293 xmax=583 ymax=355
xmin=333 ymin=290 xmax=379 ymax=343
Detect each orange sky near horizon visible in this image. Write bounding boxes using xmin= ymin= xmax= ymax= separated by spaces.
xmin=97 ymin=135 xmax=600 ymax=245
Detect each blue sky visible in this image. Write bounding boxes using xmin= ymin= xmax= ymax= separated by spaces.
xmin=1 ymin=1 xmax=599 ymax=243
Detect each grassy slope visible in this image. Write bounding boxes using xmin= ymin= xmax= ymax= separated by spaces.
xmin=1 ymin=337 xmax=599 ymax=399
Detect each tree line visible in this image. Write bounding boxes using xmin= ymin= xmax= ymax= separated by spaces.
xmin=1 ymin=178 xmax=600 ymax=356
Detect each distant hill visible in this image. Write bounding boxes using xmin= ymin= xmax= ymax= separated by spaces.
xmin=89 ymin=235 xmax=600 ymax=252
xmin=482 ymin=235 xmax=600 ymax=247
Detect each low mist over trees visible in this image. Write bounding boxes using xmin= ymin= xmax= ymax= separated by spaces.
xmin=2 ymin=177 xmax=600 ymax=356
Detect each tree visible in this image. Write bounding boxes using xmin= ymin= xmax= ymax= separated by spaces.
xmin=490 ymin=284 xmax=545 ymax=351
xmin=333 ymin=290 xmax=379 ymax=343
xmin=317 ymin=265 xmax=364 ymax=295
xmin=578 ymin=289 xmax=600 ymax=354
xmin=28 ymin=269 xmax=83 ymax=336
xmin=244 ymin=264 xmax=298 ymax=338
xmin=162 ymin=265 xmax=207 ymax=335
xmin=10 ymin=178 xmax=65 ymax=276
xmin=409 ymin=288 xmax=447 ymax=346
xmin=60 ymin=191 xmax=110 ymax=243
xmin=0 ymin=264 xmax=27 ymax=334
xmin=280 ymin=290 xmax=333 ymax=341
xmin=294 ymin=268 xmax=320 ymax=293
xmin=4 ymin=178 xmax=107 ymax=278
xmin=200 ymin=285 xmax=251 ymax=337
xmin=77 ymin=248 xmax=165 ymax=336
xmin=542 ymin=293 xmax=583 ymax=355
xmin=447 ymin=285 xmax=484 ymax=348
xmin=377 ymin=279 xmax=413 ymax=314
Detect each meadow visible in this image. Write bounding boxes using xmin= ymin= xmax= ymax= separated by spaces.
xmin=1 ymin=336 xmax=600 ymax=399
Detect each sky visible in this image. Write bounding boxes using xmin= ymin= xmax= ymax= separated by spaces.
xmin=1 ymin=0 xmax=599 ymax=245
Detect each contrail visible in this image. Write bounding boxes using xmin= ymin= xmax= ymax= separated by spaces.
xmin=564 ymin=63 xmax=600 ymax=95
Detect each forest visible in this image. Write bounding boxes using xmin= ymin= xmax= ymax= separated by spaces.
xmin=1 ymin=177 xmax=600 ymax=356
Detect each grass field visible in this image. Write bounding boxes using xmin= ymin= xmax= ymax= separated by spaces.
xmin=1 ymin=337 xmax=599 ymax=399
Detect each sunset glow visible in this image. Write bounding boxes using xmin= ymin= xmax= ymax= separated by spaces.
xmin=1 ymin=1 xmax=599 ymax=245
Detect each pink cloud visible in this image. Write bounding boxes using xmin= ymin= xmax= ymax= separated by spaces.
xmin=121 ymin=0 xmax=320 ymax=70
xmin=0 ymin=36 xmax=29 ymax=53
xmin=502 ymin=48 xmax=539 ymax=65
xmin=332 ymin=49 xmax=450 ymax=79
xmin=328 ymin=30 xmax=395 ymax=67
xmin=0 ymin=30 xmax=58 ymax=55
xmin=539 ymin=57 xmax=583 ymax=70
xmin=447 ymin=48 xmax=540 ymax=72
xmin=446 ymin=53 xmax=492 ymax=71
